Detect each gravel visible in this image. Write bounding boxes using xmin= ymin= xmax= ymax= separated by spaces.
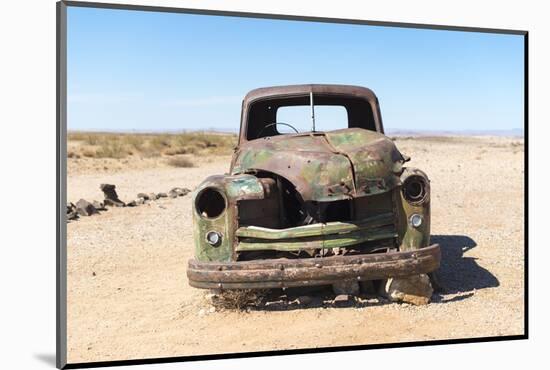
xmin=66 ymin=136 xmax=524 ymax=363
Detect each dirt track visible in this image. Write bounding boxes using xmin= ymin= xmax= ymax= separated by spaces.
xmin=66 ymin=136 xmax=525 ymax=363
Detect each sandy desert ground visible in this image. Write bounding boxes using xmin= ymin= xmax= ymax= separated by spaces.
xmin=66 ymin=135 xmax=525 ymax=363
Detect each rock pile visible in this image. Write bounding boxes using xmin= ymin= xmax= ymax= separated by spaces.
xmin=168 ymin=187 xmax=190 ymax=198
xmin=127 ymin=187 xmax=190 ymax=206
xmin=67 ymin=184 xmax=191 ymax=222
xmin=100 ymin=183 xmax=125 ymax=207
xmin=66 ymin=203 xmax=78 ymax=221
xmin=75 ymin=199 xmax=99 ymax=216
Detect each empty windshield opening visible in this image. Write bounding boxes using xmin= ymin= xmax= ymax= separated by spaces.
xmin=276 ymin=105 xmax=348 ymax=133
xmin=246 ymin=95 xmax=376 ymax=140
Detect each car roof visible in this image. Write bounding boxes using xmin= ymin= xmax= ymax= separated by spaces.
xmin=242 ymin=84 xmax=378 ymax=105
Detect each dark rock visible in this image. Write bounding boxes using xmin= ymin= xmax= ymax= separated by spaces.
xmin=148 ymin=192 xmax=158 ymax=200
xmin=157 ymin=192 xmax=168 ymax=198
xmin=104 ymin=199 xmax=125 ymax=207
xmin=67 ymin=211 xmax=79 ymax=221
xmin=137 ymin=193 xmax=150 ymax=200
xmin=100 ymin=184 xmax=125 ymax=207
xmin=67 ymin=203 xmax=78 ymax=221
xmin=75 ymin=199 xmax=98 ymax=216
xmin=127 ymin=198 xmax=145 ymax=207
xmin=169 ymin=187 xmax=191 ymax=197
xmin=168 ymin=189 xmax=178 ymax=198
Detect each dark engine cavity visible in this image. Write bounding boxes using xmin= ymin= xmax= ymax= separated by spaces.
xmin=237 ymin=173 xmax=308 ymax=229
xmin=236 ymin=174 xmax=397 ymax=261
xmin=237 ymin=173 xmax=356 ymax=229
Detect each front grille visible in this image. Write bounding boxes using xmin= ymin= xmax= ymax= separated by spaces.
xmin=235 ymin=187 xmax=398 ymax=261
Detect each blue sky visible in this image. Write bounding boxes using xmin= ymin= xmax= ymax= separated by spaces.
xmin=67 ymin=6 xmax=524 ymax=132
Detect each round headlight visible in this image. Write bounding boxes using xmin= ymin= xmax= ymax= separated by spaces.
xmin=409 ymin=214 xmax=423 ymax=228
xmin=402 ymin=175 xmax=429 ymax=205
xmin=195 ymin=187 xmax=226 ymax=219
xmin=206 ymin=231 xmax=222 ymax=247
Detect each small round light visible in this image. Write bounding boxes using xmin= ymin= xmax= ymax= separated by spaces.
xmin=206 ymin=231 xmax=222 ymax=246
xmin=409 ymin=214 xmax=423 ymax=228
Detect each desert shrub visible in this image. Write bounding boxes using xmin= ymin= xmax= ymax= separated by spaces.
xmin=68 ymin=132 xmax=90 ymax=141
xmin=85 ymin=134 xmax=102 ymax=146
xmin=123 ymin=134 xmax=146 ymax=151
xmin=167 ymin=156 xmax=194 ymax=168
xmin=150 ymin=135 xmax=172 ymax=150
xmin=96 ymin=141 xmax=129 ymax=159
xmin=68 ymin=132 xmax=103 ymax=145
xmin=164 ymin=147 xmax=191 ymax=156
xmin=510 ymin=141 xmax=524 ymax=149
xmin=209 ymin=289 xmax=268 ymax=311
xmin=140 ymin=147 xmax=162 ymax=158
xmin=81 ymin=149 xmax=96 ymax=158
xmin=68 ymin=131 xmax=237 ymax=158
xmin=182 ymin=146 xmax=198 ymax=155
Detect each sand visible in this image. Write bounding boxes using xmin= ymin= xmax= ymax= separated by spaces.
xmin=66 ymin=135 xmax=525 ymax=363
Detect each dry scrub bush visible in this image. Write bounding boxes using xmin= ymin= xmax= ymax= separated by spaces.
xmin=122 ymin=134 xmax=146 ymax=151
xmin=95 ymin=141 xmax=129 ymax=159
xmin=208 ymin=289 xmax=268 ymax=311
xmin=81 ymin=149 xmax=96 ymax=158
xmin=67 ymin=151 xmax=80 ymax=159
xmin=68 ymin=132 xmax=102 ymax=145
xmin=150 ymin=135 xmax=172 ymax=150
xmin=165 ymin=147 xmax=191 ymax=156
xmin=167 ymin=156 xmax=194 ymax=168
xmin=68 ymin=131 xmax=237 ymax=158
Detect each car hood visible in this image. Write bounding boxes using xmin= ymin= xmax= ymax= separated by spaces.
xmin=231 ymin=128 xmax=405 ymax=201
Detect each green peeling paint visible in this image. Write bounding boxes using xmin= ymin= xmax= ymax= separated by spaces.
xmin=192 ymin=125 xmax=431 ymax=263
xmin=192 ymin=174 xmax=268 ymax=262
xmin=236 ymin=212 xmax=394 ymax=239
xmin=226 ymin=176 xmax=263 ymax=198
xmin=231 ymin=128 xmax=404 ymax=201
xmin=395 ymin=170 xmax=431 ymax=251
xmin=237 ymin=228 xmax=397 ymax=252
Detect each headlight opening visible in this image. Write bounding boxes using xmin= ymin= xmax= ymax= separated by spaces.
xmin=195 ymin=187 xmax=226 ymax=219
xmin=402 ymin=175 xmax=429 ymax=205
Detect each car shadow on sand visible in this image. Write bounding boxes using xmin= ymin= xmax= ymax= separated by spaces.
xmin=233 ymin=234 xmax=499 ymax=311
xmin=430 ymin=234 xmax=499 ymax=303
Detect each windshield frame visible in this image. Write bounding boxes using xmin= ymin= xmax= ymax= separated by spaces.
xmin=239 ymin=85 xmax=384 ymax=144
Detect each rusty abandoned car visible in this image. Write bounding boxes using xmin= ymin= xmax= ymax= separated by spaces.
xmin=187 ymin=84 xmax=440 ymax=295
